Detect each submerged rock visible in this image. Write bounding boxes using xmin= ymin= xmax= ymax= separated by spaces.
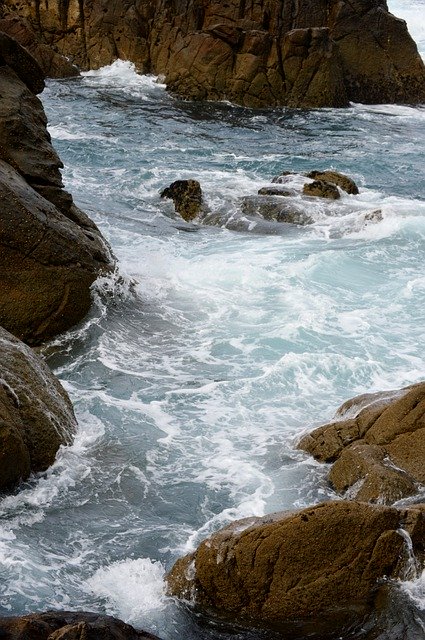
xmin=0 ymin=611 xmax=161 ymax=640
xmin=241 ymin=195 xmax=314 ymax=225
xmin=1 ymin=0 xmax=425 ymax=108
xmin=166 ymin=500 xmax=425 ymax=637
xmin=298 ymin=381 xmax=425 ymax=504
xmin=161 ymin=179 xmax=204 ymax=221
xmin=0 ymin=326 xmax=77 ymax=490
xmin=0 ymin=33 xmax=114 ymax=344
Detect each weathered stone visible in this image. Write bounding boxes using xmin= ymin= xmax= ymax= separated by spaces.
xmin=0 ymin=612 xmax=161 ymax=640
xmin=167 ymin=501 xmax=425 ymax=636
xmin=0 ymin=326 xmax=76 ymax=489
xmin=1 ymin=0 xmax=425 ymax=108
xmin=161 ymin=179 xmax=204 ymax=221
xmin=303 ymin=180 xmax=341 ymax=199
xmin=299 ymin=382 xmax=425 ymax=504
xmin=257 ymin=186 xmax=294 ymax=196
xmin=241 ymin=195 xmax=314 ymax=225
xmin=0 ymin=34 xmax=114 ymax=344
xmin=306 ymin=170 xmax=359 ymax=194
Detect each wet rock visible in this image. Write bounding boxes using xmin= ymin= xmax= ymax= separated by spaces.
xmin=1 ymin=0 xmax=425 ymax=108
xmin=306 ymin=170 xmax=359 ymax=195
xmin=0 ymin=17 xmax=79 ymax=78
xmin=257 ymin=186 xmax=294 ymax=197
xmin=166 ymin=500 xmax=425 ymax=636
xmin=0 ymin=34 xmax=114 ymax=344
xmin=0 ymin=326 xmax=76 ymax=490
xmin=298 ymin=381 xmax=425 ymax=504
xmin=303 ymin=180 xmax=341 ymax=200
xmin=241 ymin=195 xmax=314 ymax=225
xmin=161 ymin=179 xmax=204 ymax=221
xmin=0 ymin=611 xmax=161 ymax=640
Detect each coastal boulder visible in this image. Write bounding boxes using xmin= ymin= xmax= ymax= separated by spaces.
xmin=298 ymin=382 xmax=425 ymax=504
xmin=0 ymin=33 xmax=114 ymax=344
xmin=167 ymin=500 xmax=425 ymax=636
xmin=303 ymin=179 xmax=341 ymax=200
xmin=0 ymin=326 xmax=77 ymax=489
xmin=161 ymin=179 xmax=204 ymax=221
xmin=0 ymin=612 xmax=161 ymax=640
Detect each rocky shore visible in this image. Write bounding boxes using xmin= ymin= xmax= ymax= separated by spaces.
xmin=1 ymin=0 xmax=425 ymax=108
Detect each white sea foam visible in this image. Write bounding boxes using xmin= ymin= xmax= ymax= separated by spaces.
xmin=82 ymin=60 xmax=166 ymax=98
xmin=85 ymin=558 xmax=166 ymax=623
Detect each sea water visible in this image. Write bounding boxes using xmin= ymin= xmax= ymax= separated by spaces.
xmin=0 ymin=1 xmax=424 ymax=638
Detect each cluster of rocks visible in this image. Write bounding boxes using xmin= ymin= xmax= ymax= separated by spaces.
xmin=161 ymin=169 xmax=369 ymax=231
xmin=1 ymin=0 xmax=425 ymax=108
xmin=165 ymin=382 xmax=425 ymax=637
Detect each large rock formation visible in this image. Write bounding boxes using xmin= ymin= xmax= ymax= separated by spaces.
xmin=0 ymin=611 xmax=161 ymax=640
xmin=298 ymin=381 xmax=425 ymax=504
xmin=0 ymin=326 xmax=77 ymax=489
xmin=0 ymin=32 xmax=113 ymax=344
xmin=167 ymin=500 xmax=425 ymax=637
xmin=1 ymin=0 xmax=424 ymax=108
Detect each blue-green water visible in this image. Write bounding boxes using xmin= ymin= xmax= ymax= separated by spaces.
xmin=0 ymin=1 xmax=424 ymax=638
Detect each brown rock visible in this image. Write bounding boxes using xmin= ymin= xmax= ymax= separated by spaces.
xmin=1 ymin=0 xmax=424 ymax=108
xmin=0 ymin=611 xmax=161 ymax=640
xmin=299 ymin=382 xmax=425 ymax=504
xmin=307 ymin=170 xmax=359 ymax=194
xmin=0 ymin=35 xmax=114 ymax=344
xmin=0 ymin=18 xmax=79 ymax=78
xmin=166 ymin=501 xmax=425 ymax=636
xmin=0 ymin=326 xmax=76 ymax=489
xmin=303 ymin=179 xmax=341 ymax=200
xmin=161 ymin=179 xmax=204 ymax=221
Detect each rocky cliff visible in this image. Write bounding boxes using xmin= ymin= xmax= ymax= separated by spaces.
xmin=1 ymin=0 xmax=424 ymax=108
xmin=0 ymin=31 xmax=114 ymax=344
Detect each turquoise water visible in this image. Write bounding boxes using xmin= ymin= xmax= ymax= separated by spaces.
xmin=0 ymin=1 xmax=424 ymax=638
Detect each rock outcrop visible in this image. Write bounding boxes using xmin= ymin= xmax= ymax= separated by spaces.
xmin=0 ymin=611 xmax=161 ymax=640
xmin=1 ymin=0 xmax=425 ymax=108
xmin=167 ymin=500 xmax=425 ymax=636
xmin=298 ymin=382 xmax=425 ymax=504
xmin=0 ymin=326 xmax=77 ymax=490
xmin=0 ymin=32 xmax=114 ymax=344
xmin=161 ymin=179 xmax=205 ymax=221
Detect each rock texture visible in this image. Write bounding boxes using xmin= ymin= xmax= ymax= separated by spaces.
xmin=0 ymin=325 xmax=77 ymax=489
xmin=0 ymin=32 xmax=113 ymax=344
xmin=299 ymin=381 xmax=425 ymax=504
xmin=1 ymin=0 xmax=425 ymax=108
xmin=161 ymin=179 xmax=204 ymax=221
xmin=167 ymin=500 xmax=425 ymax=636
xmin=0 ymin=611 xmax=161 ymax=640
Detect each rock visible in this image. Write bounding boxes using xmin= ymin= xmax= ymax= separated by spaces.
xmin=161 ymin=179 xmax=204 ymax=221
xmin=257 ymin=186 xmax=294 ymax=197
xmin=303 ymin=180 xmax=341 ymax=200
xmin=0 ymin=34 xmax=114 ymax=344
xmin=0 ymin=326 xmax=77 ymax=489
xmin=0 ymin=17 xmax=79 ymax=78
xmin=1 ymin=0 xmax=425 ymax=108
xmin=298 ymin=381 xmax=425 ymax=504
xmin=0 ymin=612 xmax=161 ymax=640
xmin=241 ymin=195 xmax=314 ymax=225
xmin=306 ymin=170 xmax=359 ymax=195
xmin=166 ymin=500 xmax=425 ymax=636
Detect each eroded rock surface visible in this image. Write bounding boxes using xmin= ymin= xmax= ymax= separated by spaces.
xmin=161 ymin=179 xmax=204 ymax=221
xmin=0 ymin=611 xmax=161 ymax=640
xmin=0 ymin=32 xmax=114 ymax=344
xmin=299 ymin=381 xmax=425 ymax=504
xmin=166 ymin=500 xmax=425 ymax=636
xmin=0 ymin=326 xmax=77 ymax=489
xmin=1 ymin=0 xmax=425 ymax=108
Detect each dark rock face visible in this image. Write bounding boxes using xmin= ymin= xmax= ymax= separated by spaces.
xmin=161 ymin=179 xmax=204 ymax=221
xmin=166 ymin=500 xmax=425 ymax=636
xmin=298 ymin=382 xmax=425 ymax=504
xmin=0 ymin=32 xmax=114 ymax=344
xmin=0 ymin=326 xmax=77 ymax=489
xmin=0 ymin=611 xmax=161 ymax=640
xmin=1 ymin=0 xmax=425 ymax=108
